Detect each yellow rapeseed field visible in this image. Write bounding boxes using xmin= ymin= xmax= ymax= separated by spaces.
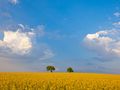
xmin=0 ymin=72 xmax=120 ymax=90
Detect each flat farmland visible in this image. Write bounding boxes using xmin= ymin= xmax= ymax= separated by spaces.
xmin=0 ymin=72 xmax=120 ymax=90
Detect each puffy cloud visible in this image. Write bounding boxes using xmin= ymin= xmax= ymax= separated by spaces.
xmin=84 ymin=30 xmax=120 ymax=60
xmin=0 ymin=30 xmax=33 ymax=55
xmin=0 ymin=24 xmax=38 ymax=55
xmin=83 ymin=30 xmax=120 ymax=73
xmin=0 ymin=24 xmax=53 ymax=56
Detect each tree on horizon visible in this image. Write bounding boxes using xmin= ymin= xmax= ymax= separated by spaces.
xmin=67 ymin=67 xmax=74 ymax=72
xmin=46 ymin=66 xmax=55 ymax=72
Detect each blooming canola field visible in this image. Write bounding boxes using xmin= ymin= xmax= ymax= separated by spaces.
xmin=0 ymin=72 xmax=120 ymax=90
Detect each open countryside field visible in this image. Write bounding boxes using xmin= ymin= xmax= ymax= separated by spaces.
xmin=0 ymin=73 xmax=120 ymax=90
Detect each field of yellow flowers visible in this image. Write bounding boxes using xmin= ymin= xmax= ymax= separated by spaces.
xmin=0 ymin=72 xmax=120 ymax=90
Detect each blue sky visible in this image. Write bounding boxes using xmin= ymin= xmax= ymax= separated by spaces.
xmin=0 ymin=0 xmax=120 ymax=73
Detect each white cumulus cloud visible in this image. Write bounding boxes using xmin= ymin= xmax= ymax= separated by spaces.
xmin=84 ymin=30 xmax=120 ymax=59
xmin=0 ymin=30 xmax=33 ymax=55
